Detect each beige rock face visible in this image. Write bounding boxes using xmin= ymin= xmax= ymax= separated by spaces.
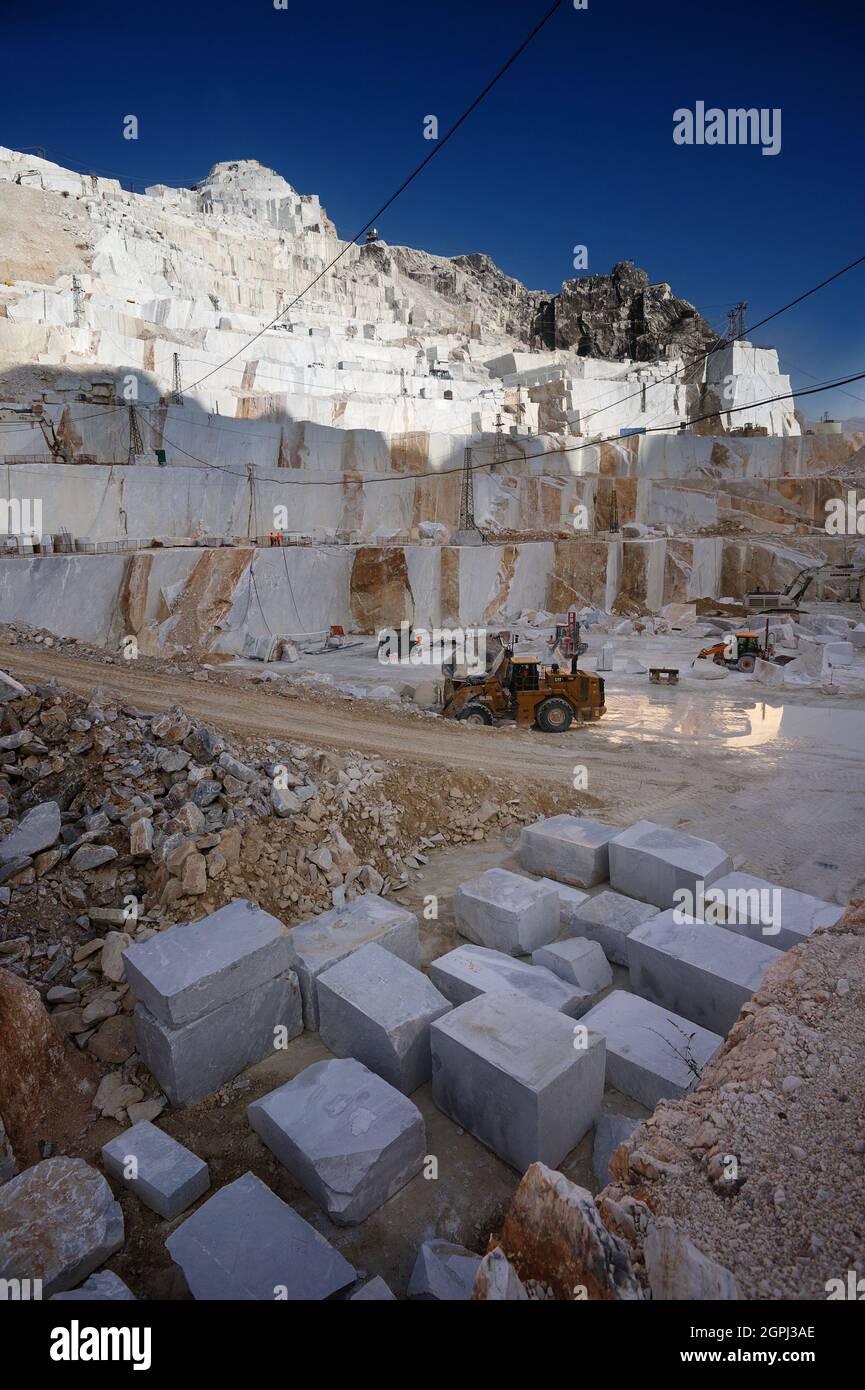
xmin=498 ymin=1162 xmax=643 ymax=1301
xmin=0 ymin=968 xmax=94 ymax=1166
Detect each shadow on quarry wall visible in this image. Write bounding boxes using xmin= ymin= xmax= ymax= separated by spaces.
xmin=0 ymin=362 xmax=475 ymax=534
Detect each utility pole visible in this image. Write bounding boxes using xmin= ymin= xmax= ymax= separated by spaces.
xmin=172 ymin=352 xmax=184 ymax=406
xmin=127 ymin=404 xmax=143 ymax=465
xmin=71 ymin=275 xmax=84 ymax=328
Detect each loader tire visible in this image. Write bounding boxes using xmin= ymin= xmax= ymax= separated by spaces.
xmin=456 ymin=702 xmax=492 ymax=726
xmin=536 ymin=697 xmax=574 ymax=733
xmin=736 ymin=653 xmax=756 ymax=673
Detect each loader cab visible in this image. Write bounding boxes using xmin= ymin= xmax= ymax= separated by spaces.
xmin=510 ymin=656 xmax=541 ymax=693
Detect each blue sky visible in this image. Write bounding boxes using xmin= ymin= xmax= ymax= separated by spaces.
xmin=2 ymin=0 xmax=863 ymax=416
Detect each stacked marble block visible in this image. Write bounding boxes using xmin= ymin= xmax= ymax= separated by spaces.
xmin=286 ymin=893 xmax=420 ymax=1029
xmin=238 ymin=898 xmax=438 ymax=1230
xmin=515 ymin=814 xmax=787 ymax=1108
xmin=424 ymin=864 xmax=609 ymax=1172
xmin=123 ymin=900 xmax=302 ymax=1106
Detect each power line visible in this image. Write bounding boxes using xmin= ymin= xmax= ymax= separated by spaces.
xmin=146 ymin=369 xmax=865 ymax=488
xmin=580 ymin=250 xmax=865 ymax=432
xmin=180 ymin=0 xmax=566 ymax=395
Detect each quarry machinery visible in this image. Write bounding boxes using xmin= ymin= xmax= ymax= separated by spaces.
xmin=695 ymin=621 xmax=794 ymax=673
xmin=745 ymin=563 xmax=865 ymax=613
xmin=440 ymin=641 xmax=606 ymax=732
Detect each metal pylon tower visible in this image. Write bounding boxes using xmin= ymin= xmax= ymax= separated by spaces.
xmin=493 ymin=414 xmax=507 ymax=464
xmin=127 ymin=404 xmax=144 ymax=465
xmin=609 ymin=487 xmax=620 ymax=534
xmin=459 ymin=446 xmax=477 ymax=532
xmin=726 ymin=301 xmax=747 ymax=340
xmin=172 ymin=352 xmax=184 ymax=406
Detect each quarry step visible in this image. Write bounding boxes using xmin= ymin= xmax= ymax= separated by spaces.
xmin=122 ymin=898 xmax=291 ymax=1028
xmin=519 ymin=815 xmax=619 ymax=888
xmin=581 ymin=990 xmax=724 ymax=1108
xmin=453 ymin=867 xmax=560 ymax=956
xmin=627 ymin=911 xmax=782 ymax=1037
xmin=165 ymin=1171 xmax=356 ymax=1300
xmin=101 ymin=1120 xmax=210 ymax=1220
xmin=430 ymin=991 xmax=605 ymax=1172
xmin=247 ymin=1057 xmax=425 ymax=1225
xmin=563 ymin=888 xmax=660 ymax=966
xmin=286 ymin=893 xmax=419 ymax=1029
xmin=608 ymin=820 xmax=733 ymax=910
xmin=428 ymin=943 xmax=589 ymax=1017
xmin=135 ymin=970 xmax=302 ymax=1107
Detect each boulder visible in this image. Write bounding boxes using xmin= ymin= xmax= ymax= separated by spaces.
xmin=0 ymin=801 xmax=61 ymax=864
xmin=407 ymin=1239 xmax=481 ymax=1300
xmin=499 ymin=1162 xmax=642 ymax=1301
xmin=0 ymin=1157 xmax=123 ymax=1297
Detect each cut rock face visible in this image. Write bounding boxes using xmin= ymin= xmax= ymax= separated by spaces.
xmin=531 ymin=938 xmax=612 ymax=995
xmin=608 ymin=820 xmax=732 ymax=909
xmin=519 ymin=815 xmax=618 ymax=888
xmin=627 ymin=912 xmax=781 ymax=1037
xmin=101 ymin=1121 xmax=210 ymax=1220
xmin=0 ymin=1157 xmax=124 ymax=1298
xmin=453 ymin=867 xmax=560 ymax=955
xmin=430 ymin=992 xmax=605 ymax=1171
xmin=287 ymin=893 xmax=420 ymax=1029
xmin=499 ymin=1162 xmax=642 ymax=1301
xmin=429 ymin=944 xmax=589 ymax=1017
xmin=316 ymin=944 xmax=451 ymax=1094
xmin=580 ymin=990 xmax=723 ymax=1108
xmin=166 ymin=1171 xmax=356 ymax=1300
xmin=123 ymin=899 xmax=291 ymax=1027
xmin=407 ymin=1239 xmax=482 ymax=1300
xmin=247 ymin=1057 xmax=425 ymax=1225
xmin=563 ymin=889 xmax=660 ymax=966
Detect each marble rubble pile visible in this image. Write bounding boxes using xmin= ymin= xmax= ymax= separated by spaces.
xmin=0 ymin=676 xmax=537 ymax=1128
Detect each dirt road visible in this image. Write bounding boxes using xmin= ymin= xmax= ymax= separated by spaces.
xmin=3 ymin=646 xmax=672 ymax=803
xmin=5 ymin=645 xmax=864 ymax=902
